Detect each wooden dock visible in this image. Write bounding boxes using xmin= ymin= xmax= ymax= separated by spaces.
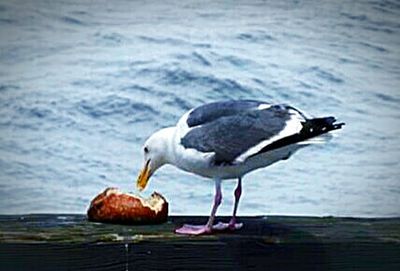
xmin=0 ymin=214 xmax=399 ymax=270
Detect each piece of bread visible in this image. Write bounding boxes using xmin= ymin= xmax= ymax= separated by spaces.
xmin=87 ymin=187 xmax=168 ymax=224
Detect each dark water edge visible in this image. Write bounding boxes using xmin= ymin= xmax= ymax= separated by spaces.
xmin=0 ymin=0 xmax=400 ymax=217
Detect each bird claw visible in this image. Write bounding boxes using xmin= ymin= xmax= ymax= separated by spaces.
xmin=175 ymin=224 xmax=212 ymax=235
xmin=213 ymin=221 xmax=243 ymax=231
xmin=175 ymin=222 xmax=243 ymax=235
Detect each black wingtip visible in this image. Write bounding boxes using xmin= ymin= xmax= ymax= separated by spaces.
xmin=301 ymin=117 xmax=344 ymax=137
xmin=332 ymin=122 xmax=345 ymax=130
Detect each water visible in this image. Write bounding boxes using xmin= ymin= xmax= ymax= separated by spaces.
xmin=0 ymin=0 xmax=399 ymax=217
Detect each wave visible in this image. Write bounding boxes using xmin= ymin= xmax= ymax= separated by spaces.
xmin=0 ymin=84 xmax=20 ymax=92
xmin=236 ymin=31 xmax=275 ymax=43
xmin=175 ymin=52 xmax=211 ymax=67
xmin=304 ymin=66 xmax=344 ymax=84
xmin=94 ymin=31 xmax=129 ymax=45
xmin=77 ymin=94 xmax=158 ymax=122
xmin=60 ymin=16 xmax=86 ymax=26
xmin=136 ymin=35 xmax=189 ymax=46
xmin=136 ymin=66 xmax=252 ymax=94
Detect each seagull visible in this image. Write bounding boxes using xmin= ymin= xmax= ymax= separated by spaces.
xmin=136 ymin=100 xmax=344 ymax=235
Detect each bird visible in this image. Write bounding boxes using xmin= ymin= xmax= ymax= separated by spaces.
xmin=136 ymin=100 xmax=344 ymax=235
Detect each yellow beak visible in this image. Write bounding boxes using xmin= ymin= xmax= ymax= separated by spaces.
xmin=136 ymin=160 xmax=151 ymax=191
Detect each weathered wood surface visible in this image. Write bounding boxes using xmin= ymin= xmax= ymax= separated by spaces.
xmin=0 ymin=214 xmax=399 ymax=270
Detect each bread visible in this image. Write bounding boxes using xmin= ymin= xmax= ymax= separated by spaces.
xmin=87 ymin=187 xmax=168 ymax=224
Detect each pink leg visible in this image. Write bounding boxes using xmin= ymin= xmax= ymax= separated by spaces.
xmin=206 ymin=179 xmax=222 ymax=228
xmin=213 ymin=177 xmax=243 ymax=231
xmin=229 ymin=177 xmax=242 ymax=228
xmin=175 ymin=179 xmax=222 ymax=235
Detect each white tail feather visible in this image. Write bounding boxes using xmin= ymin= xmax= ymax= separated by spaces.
xmin=297 ymin=133 xmax=333 ymax=145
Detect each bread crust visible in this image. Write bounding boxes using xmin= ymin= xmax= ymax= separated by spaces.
xmin=87 ymin=187 xmax=168 ymax=224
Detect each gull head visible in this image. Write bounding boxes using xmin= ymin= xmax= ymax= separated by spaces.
xmin=136 ymin=127 xmax=174 ymax=191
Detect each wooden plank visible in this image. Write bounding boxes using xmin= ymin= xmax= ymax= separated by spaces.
xmin=0 ymin=215 xmax=399 ymax=270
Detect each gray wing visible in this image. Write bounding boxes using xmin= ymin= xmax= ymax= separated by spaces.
xmin=181 ymin=102 xmax=294 ymax=165
xmin=186 ymin=100 xmax=265 ymax=127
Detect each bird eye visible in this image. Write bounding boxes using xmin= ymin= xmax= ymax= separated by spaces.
xmin=144 ymin=147 xmax=149 ymax=153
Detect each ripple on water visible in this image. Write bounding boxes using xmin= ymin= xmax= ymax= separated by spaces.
xmin=0 ymin=0 xmax=399 ymax=217
xmin=77 ymin=95 xmax=158 ymax=121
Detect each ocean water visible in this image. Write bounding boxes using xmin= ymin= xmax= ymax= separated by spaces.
xmin=0 ymin=0 xmax=399 ymax=217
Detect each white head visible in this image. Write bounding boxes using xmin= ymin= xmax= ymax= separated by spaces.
xmin=136 ymin=127 xmax=174 ymax=191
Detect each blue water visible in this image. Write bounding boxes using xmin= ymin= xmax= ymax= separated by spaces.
xmin=0 ymin=0 xmax=399 ymax=217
